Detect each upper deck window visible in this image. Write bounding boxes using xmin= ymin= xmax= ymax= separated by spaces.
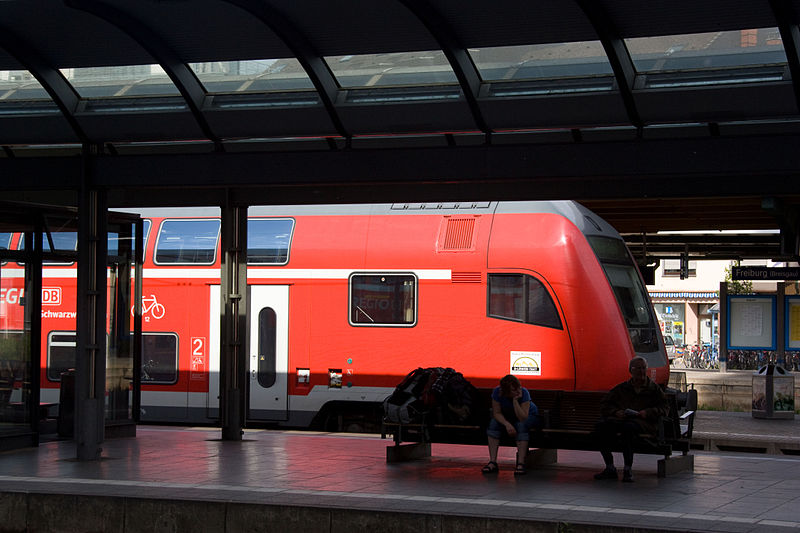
xmin=18 ymin=232 xmax=78 ymax=264
xmin=142 ymin=219 xmax=151 ymax=260
xmin=108 ymin=219 xmax=150 ymax=259
xmin=154 ymin=219 xmax=220 ymax=265
xmin=247 ymin=218 xmax=294 ymax=265
xmin=0 ymin=233 xmax=12 ymax=250
xmin=349 ymin=273 xmax=417 ymax=327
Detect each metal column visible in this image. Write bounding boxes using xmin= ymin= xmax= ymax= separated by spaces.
xmin=75 ymin=151 xmax=108 ymax=460
xmin=719 ymin=281 xmax=728 ymax=373
xmin=219 ymin=204 xmax=248 ymax=440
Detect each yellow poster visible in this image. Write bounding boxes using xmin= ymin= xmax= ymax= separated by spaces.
xmin=791 ymin=302 xmax=800 ymax=348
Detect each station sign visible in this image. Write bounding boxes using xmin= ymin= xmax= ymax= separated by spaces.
xmin=731 ymin=266 xmax=800 ymax=281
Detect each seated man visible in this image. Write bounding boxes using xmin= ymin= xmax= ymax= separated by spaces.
xmin=593 ymin=356 xmax=668 ymax=482
xmin=482 ymin=374 xmax=539 ymax=476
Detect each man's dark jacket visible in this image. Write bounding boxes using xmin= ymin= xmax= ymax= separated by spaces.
xmin=599 ymin=377 xmax=669 ymax=434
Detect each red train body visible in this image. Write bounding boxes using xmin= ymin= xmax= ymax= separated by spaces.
xmin=0 ymin=201 xmax=669 ymax=429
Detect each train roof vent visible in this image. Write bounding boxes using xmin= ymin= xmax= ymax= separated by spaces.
xmin=452 ymin=272 xmax=482 ymax=283
xmin=437 ymin=216 xmax=478 ymax=252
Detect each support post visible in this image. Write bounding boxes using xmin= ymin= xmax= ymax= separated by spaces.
xmin=777 ymin=282 xmax=785 ymax=366
xmin=26 ymin=221 xmax=44 ymax=443
xmin=76 ymin=147 xmax=107 ymax=460
xmin=719 ymin=281 xmax=728 ymax=373
xmin=219 ymin=204 xmax=248 ymax=441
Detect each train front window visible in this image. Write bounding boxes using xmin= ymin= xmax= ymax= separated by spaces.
xmin=588 ymin=236 xmax=659 ymax=352
xmin=349 ymin=273 xmax=417 ymax=326
xmin=487 ymin=274 xmax=562 ymax=329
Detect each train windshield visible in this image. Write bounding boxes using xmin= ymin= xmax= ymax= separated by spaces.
xmin=588 ymin=236 xmax=659 ymax=354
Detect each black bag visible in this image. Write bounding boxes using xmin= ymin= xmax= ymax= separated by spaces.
xmin=383 ymin=367 xmax=437 ymax=423
xmin=439 ymin=371 xmax=484 ymax=425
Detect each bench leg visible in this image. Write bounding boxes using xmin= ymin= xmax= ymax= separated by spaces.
xmin=525 ymin=448 xmax=557 ymax=468
xmin=657 ymin=454 xmax=694 ymax=477
xmin=386 ymin=443 xmax=431 ymax=463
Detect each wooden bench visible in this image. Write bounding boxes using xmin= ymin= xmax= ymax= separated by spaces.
xmin=382 ymin=388 xmax=696 ymax=477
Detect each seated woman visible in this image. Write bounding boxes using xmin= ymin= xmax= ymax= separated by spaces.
xmin=482 ymin=374 xmax=539 ymax=475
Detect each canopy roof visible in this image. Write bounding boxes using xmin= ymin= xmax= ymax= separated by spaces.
xmin=1 ymin=0 xmax=799 ymax=261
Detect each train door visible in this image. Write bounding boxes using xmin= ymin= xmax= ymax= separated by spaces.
xmin=247 ymin=285 xmax=289 ymax=422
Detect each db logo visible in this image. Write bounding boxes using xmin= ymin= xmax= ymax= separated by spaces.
xmin=42 ymin=287 xmax=62 ymax=306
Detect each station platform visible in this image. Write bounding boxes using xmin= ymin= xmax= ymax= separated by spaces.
xmin=1 ymin=410 xmax=799 ymax=533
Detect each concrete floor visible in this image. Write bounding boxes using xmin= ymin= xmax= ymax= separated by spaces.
xmin=0 ymin=411 xmax=799 ymax=533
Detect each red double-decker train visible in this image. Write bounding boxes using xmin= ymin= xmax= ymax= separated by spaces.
xmin=0 ymin=201 xmax=668 ymax=430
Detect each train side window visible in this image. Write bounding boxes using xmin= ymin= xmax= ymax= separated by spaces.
xmin=349 ymin=273 xmax=417 ymax=326
xmin=247 ymin=218 xmax=294 ymax=265
xmin=141 ymin=333 xmax=178 ymax=384
xmin=257 ymin=308 xmax=277 ymax=387
xmin=47 ymin=331 xmax=178 ymax=384
xmin=0 ymin=232 xmax=11 ymax=265
xmin=154 ymin=219 xmax=220 ymax=265
xmin=487 ymin=274 xmax=562 ymax=329
xmin=47 ymin=332 xmax=76 ymax=381
xmin=18 ymin=232 xmax=78 ymax=265
xmin=108 ymin=219 xmax=151 ymax=260
xmin=488 ymin=274 xmax=524 ymax=320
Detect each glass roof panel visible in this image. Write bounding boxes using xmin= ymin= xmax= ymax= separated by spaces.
xmin=325 ymin=51 xmax=457 ymax=88
xmin=60 ymin=65 xmax=179 ymax=98
xmin=470 ymin=42 xmax=613 ymax=82
xmin=626 ymin=28 xmax=786 ymax=74
xmin=0 ymin=70 xmax=50 ymax=100
xmin=190 ymin=59 xmax=314 ymax=93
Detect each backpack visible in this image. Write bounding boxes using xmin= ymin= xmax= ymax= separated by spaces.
xmin=439 ymin=370 xmax=484 ymax=425
xmin=383 ymin=367 xmax=438 ymax=423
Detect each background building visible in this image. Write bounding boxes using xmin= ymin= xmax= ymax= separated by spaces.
xmin=649 ymin=258 xmax=799 ymax=352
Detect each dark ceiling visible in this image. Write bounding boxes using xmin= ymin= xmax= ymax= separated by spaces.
xmin=1 ymin=0 xmax=799 ymax=262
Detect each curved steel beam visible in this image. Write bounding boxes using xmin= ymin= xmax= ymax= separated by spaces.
xmin=397 ymin=0 xmax=490 ymax=137
xmin=769 ymin=0 xmax=800 ymax=113
xmin=64 ymin=0 xmax=223 ymax=151
xmin=0 ymin=26 xmax=88 ymax=144
xmin=223 ymin=0 xmax=349 ymax=142
xmin=576 ymin=0 xmax=643 ymax=130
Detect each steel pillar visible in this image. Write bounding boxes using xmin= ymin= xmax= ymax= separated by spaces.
xmin=219 ymin=204 xmax=248 ymax=440
xmin=75 ymin=149 xmax=108 ymax=460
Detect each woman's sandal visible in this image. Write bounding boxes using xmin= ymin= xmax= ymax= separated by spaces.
xmin=481 ymin=461 xmax=499 ymax=474
xmin=513 ymin=463 xmax=527 ymax=476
